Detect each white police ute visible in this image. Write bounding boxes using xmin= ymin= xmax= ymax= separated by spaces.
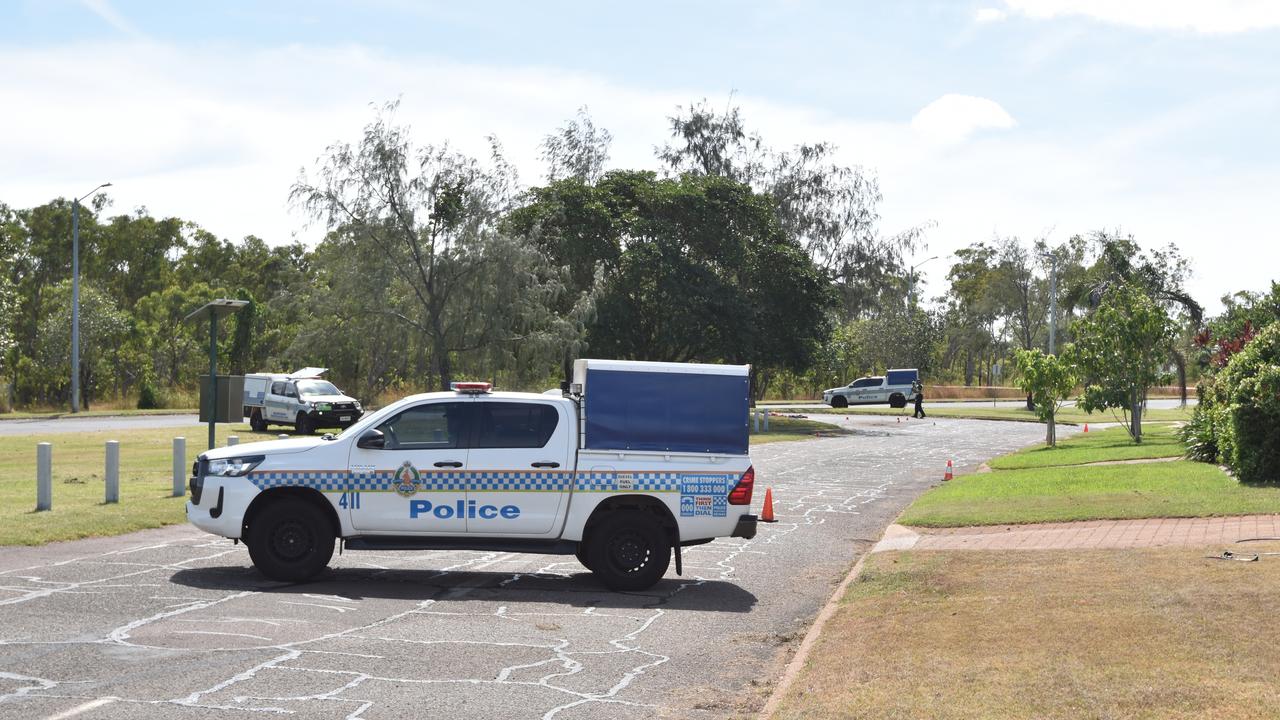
xmin=187 ymin=359 xmax=759 ymax=591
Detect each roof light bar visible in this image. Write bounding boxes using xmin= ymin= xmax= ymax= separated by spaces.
xmin=452 ymin=381 xmax=493 ymax=394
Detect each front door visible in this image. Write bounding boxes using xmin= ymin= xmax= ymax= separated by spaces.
xmin=346 ymin=400 xmax=472 ymax=534
xmin=265 ymin=381 xmax=291 ymax=422
xmin=464 ymin=400 xmax=573 ymax=536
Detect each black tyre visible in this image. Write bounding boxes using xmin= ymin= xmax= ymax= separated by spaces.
xmin=585 ymin=511 xmax=671 ymax=591
xmin=575 ymin=542 xmax=592 ymax=571
xmin=246 ymin=499 xmax=335 ymax=582
xmin=296 ymin=413 xmax=312 ymax=435
xmin=889 ymin=393 xmax=907 ymax=409
xmin=250 ymin=410 xmax=267 ymax=432
xmin=831 ymin=395 xmax=848 ymax=408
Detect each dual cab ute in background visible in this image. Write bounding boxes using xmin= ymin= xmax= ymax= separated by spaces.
xmin=242 ymin=368 xmax=363 ymax=434
xmin=823 ymin=368 xmax=919 ymax=408
xmin=188 ymin=360 xmax=759 ymax=591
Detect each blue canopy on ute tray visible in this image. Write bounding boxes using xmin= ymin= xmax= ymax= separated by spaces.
xmin=573 ymin=359 xmax=751 ymax=456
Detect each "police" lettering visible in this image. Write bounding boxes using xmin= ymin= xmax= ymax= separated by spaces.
xmin=409 ymin=499 xmax=520 ymax=520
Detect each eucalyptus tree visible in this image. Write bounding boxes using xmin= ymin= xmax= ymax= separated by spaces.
xmin=292 ymin=102 xmax=579 ymax=390
xmin=657 ymin=100 xmax=921 ymax=319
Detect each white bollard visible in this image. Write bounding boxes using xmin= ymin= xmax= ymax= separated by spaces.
xmin=227 ymin=435 xmax=239 ymax=447
xmin=36 ymin=442 xmax=52 ymax=511
xmin=105 ymin=440 xmax=119 ymax=504
xmin=753 ymin=410 xmax=760 ymax=433
xmin=172 ymin=437 xmax=186 ymax=498
xmin=763 ymin=410 xmax=770 ymax=432
xmin=278 ymin=434 xmax=289 ymax=440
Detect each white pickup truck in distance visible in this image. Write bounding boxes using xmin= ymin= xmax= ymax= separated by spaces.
xmin=823 ymin=368 xmax=919 ymax=408
xmin=243 ymin=368 xmax=363 ymax=434
xmin=188 ymin=359 xmax=760 ymax=591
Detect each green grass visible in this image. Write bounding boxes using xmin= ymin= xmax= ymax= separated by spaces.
xmin=0 ymin=423 xmax=279 ymax=545
xmin=750 ymin=416 xmax=851 ymax=445
xmin=988 ymin=424 xmax=1184 ymax=470
xmin=899 ymin=461 xmax=1280 ymax=527
xmin=807 ymin=404 xmax=1193 ymax=425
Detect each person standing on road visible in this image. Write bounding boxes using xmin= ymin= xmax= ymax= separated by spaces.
xmin=911 ymin=379 xmax=926 ymax=419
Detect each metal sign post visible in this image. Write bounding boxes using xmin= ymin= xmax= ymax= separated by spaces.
xmin=184 ymin=299 xmax=249 ymax=450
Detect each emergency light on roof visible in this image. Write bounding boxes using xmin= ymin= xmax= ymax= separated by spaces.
xmin=452 ymin=381 xmax=492 ymax=394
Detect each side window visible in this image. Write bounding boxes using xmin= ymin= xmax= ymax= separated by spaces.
xmin=284 ymin=383 xmax=298 ymax=398
xmin=270 ymin=381 xmax=285 ymax=395
xmin=853 ymin=378 xmax=875 ymax=388
xmin=474 ymin=402 xmax=559 ymax=449
xmin=377 ymin=402 xmax=469 ymax=450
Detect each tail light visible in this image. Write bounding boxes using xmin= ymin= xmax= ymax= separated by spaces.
xmin=728 ymin=466 xmax=755 ymax=505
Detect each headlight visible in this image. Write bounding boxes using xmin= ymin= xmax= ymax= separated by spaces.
xmin=354 ymin=401 xmax=362 ymax=412
xmin=207 ymin=456 xmax=265 ymax=477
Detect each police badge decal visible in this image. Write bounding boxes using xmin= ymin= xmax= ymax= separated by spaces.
xmin=394 ymin=461 xmax=421 ymax=497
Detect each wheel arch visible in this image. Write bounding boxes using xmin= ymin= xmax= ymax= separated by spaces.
xmin=243 ymin=486 xmax=341 ymax=539
xmin=580 ymin=494 xmax=679 ymax=550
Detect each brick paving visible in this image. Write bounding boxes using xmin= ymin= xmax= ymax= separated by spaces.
xmin=875 ymin=515 xmax=1280 ymax=552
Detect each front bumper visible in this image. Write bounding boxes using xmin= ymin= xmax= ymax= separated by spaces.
xmin=731 ymin=514 xmax=758 ymax=540
xmin=186 ymin=475 xmax=257 ymax=539
xmin=302 ymin=409 xmax=363 ymax=428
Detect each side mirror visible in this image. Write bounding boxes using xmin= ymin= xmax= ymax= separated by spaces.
xmin=356 ymin=429 xmax=385 ymax=450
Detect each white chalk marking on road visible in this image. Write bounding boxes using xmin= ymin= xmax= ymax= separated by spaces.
xmin=173 ymin=630 xmax=275 ymax=641
xmin=41 ymin=696 xmax=117 ymax=720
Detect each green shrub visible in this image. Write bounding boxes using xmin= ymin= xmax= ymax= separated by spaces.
xmin=1218 ymin=323 xmax=1280 ymax=482
xmin=136 ymin=377 xmax=165 ymax=409
xmin=1181 ymin=379 xmax=1229 ymax=463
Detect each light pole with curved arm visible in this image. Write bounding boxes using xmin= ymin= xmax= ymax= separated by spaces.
xmin=907 ymin=255 xmax=939 ymax=309
xmin=71 ymin=182 xmax=112 ymax=412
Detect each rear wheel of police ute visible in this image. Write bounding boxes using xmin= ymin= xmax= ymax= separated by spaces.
xmin=249 ymin=410 xmax=267 ymax=432
xmin=586 ymin=510 xmax=671 ymax=591
xmin=888 ymin=392 xmax=907 ymax=409
xmin=246 ymin=499 xmax=335 ymax=582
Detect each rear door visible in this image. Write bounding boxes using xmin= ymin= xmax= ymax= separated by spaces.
xmin=346 ymin=400 xmax=472 ymax=534
xmin=464 ymin=399 xmax=573 ymax=536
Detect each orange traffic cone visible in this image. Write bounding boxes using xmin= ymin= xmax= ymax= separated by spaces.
xmin=1084 ymin=423 xmax=1089 ymax=433
xmin=944 ymin=460 xmax=954 ymax=481
xmin=761 ymin=487 xmax=776 ymax=523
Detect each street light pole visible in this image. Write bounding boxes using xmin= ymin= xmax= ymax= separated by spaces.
xmin=70 ymin=182 xmax=112 ymax=413
xmin=1040 ymin=251 xmax=1058 ymax=355
xmin=907 ymin=255 xmax=940 ymax=309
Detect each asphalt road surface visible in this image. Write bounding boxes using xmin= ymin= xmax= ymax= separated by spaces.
xmin=0 ymin=414 xmax=202 ymax=437
xmin=0 ymin=416 xmax=1047 ymax=719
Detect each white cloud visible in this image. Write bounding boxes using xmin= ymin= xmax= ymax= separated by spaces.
xmin=1001 ymin=0 xmax=1280 ymax=34
xmin=974 ymin=7 xmax=1008 ymax=23
xmin=910 ymin=94 xmax=1017 ymax=143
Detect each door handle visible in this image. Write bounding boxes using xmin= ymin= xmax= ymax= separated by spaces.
xmin=433 ymin=461 xmax=463 ymax=468
xmin=531 ymin=462 xmax=560 ymax=468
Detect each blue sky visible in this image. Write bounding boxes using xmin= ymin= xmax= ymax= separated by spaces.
xmin=2 ymin=0 xmax=1277 ymax=310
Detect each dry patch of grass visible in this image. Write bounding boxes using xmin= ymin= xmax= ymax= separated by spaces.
xmin=772 ymin=546 xmax=1280 ymax=719
xmin=751 ymin=416 xmax=853 ymax=445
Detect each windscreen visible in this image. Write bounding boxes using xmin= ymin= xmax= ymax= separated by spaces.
xmin=296 ymin=380 xmax=341 ymax=397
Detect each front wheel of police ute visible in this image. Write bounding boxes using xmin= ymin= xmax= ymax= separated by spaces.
xmin=246 ymin=499 xmax=335 ymax=582
xmin=586 ymin=510 xmax=671 ymax=591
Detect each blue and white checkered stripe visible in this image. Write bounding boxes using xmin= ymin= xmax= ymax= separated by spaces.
xmin=573 ymin=472 xmax=684 ymax=492
xmin=249 ymin=470 xmax=590 ymax=493
xmin=244 ymin=469 xmax=717 ymax=493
